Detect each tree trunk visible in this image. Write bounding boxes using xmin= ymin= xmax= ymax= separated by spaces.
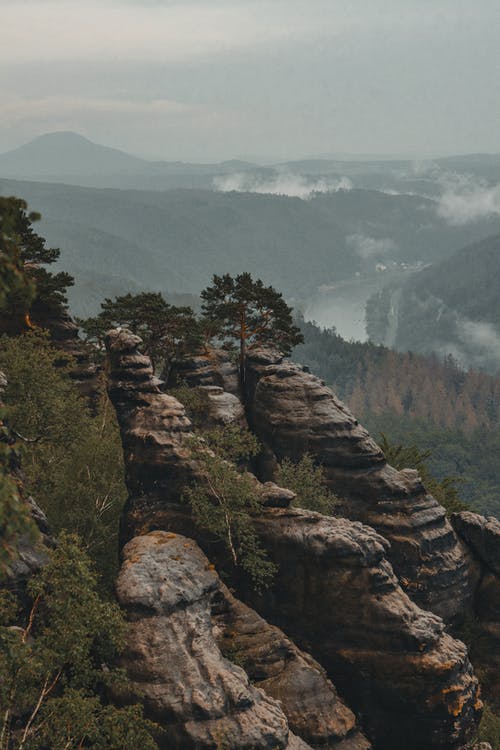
xmin=239 ymin=335 xmax=246 ymax=387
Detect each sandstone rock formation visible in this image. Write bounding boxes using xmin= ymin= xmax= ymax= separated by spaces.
xmin=105 ymin=330 xmax=483 ymax=750
xmin=166 ymin=350 xmax=239 ymax=395
xmin=211 ymin=562 xmax=370 ymax=750
xmin=117 ymin=531 xmax=367 ymax=750
xmin=248 ymin=507 xmax=481 ymax=750
xmin=244 ymin=349 xmax=473 ymax=624
xmin=451 ymin=512 xmax=500 ymax=710
xmin=106 ymin=329 xmax=195 ymax=543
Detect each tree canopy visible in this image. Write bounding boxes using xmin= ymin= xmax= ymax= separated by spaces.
xmin=0 ymin=197 xmax=73 ymax=330
xmin=0 ymin=534 xmax=158 ymax=749
xmin=80 ymin=292 xmax=202 ymax=373
xmin=201 ymin=272 xmax=303 ymax=380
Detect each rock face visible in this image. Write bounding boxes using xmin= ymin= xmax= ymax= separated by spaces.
xmin=117 ymin=531 xmax=370 ymax=750
xmin=451 ymin=512 xmax=500 ymax=577
xmin=211 ymin=566 xmax=370 ymax=750
xmin=105 ymin=331 xmax=482 ymax=750
xmin=244 ymin=349 xmax=473 ymax=624
xmin=451 ymin=512 xmax=500 ymax=709
xmin=197 ymin=385 xmax=246 ymax=428
xmin=248 ymin=508 xmax=481 ymax=750
xmin=166 ymin=350 xmax=239 ymax=395
xmin=106 ymin=329 xmax=196 ymax=543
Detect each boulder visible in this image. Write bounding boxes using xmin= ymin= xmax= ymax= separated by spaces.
xmin=116 ymin=531 xmax=318 ymax=750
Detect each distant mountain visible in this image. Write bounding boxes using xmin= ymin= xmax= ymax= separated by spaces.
xmin=0 ymin=132 xmax=259 ymax=190
xmin=0 ymin=132 xmax=148 ymax=177
xmin=366 ymin=233 xmax=500 ymax=372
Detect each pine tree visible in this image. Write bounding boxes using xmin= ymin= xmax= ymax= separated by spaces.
xmin=0 ymin=197 xmax=73 ymax=331
xmin=80 ymin=292 xmax=201 ymax=373
xmin=201 ymin=272 xmax=303 ymax=383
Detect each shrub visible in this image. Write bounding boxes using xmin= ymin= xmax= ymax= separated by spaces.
xmin=276 ymin=453 xmax=337 ymax=515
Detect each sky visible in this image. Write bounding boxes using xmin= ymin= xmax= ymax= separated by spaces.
xmin=1 ymin=0 xmax=500 ymax=162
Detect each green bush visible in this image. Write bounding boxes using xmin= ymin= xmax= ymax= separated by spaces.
xmin=183 ymin=435 xmax=276 ymax=591
xmin=479 ymin=703 xmax=500 ymax=750
xmin=0 ymin=534 xmax=158 ymax=750
xmin=0 ymin=332 xmax=126 ymax=588
xmin=378 ymin=433 xmax=467 ymax=515
xmin=276 ymin=453 xmax=337 ymax=515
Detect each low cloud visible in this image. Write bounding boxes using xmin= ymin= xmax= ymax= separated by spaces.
xmin=213 ymin=172 xmax=352 ymax=199
xmin=346 ymin=233 xmax=396 ymax=259
xmin=437 ymin=176 xmax=500 ymax=225
xmin=459 ymin=318 xmax=500 ymax=359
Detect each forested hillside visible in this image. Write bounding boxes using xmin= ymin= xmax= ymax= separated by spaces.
xmin=3 ymin=178 xmax=500 ymax=317
xmin=366 ymin=233 xmax=500 ymax=372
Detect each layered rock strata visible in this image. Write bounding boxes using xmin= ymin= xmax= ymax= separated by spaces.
xmin=165 ymin=350 xmax=239 ymax=395
xmin=244 ymin=349 xmax=473 ymax=623
xmin=105 ymin=330 xmax=482 ymax=750
xmin=211 ymin=564 xmax=370 ymax=750
xmin=248 ymin=507 xmax=481 ymax=750
xmin=116 ymin=530 xmax=351 ymax=750
xmin=106 ymin=329 xmax=195 ymax=543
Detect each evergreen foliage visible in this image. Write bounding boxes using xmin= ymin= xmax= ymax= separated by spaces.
xmin=479 ymin=703 xmax=500 ymax=749
xmin=0 ymin=332 xmax=126 ymax=586
xmin=80 ymin=292 xmax=201 ymax=372
xmin=167 ymin=383 xmax=209 ymax=425
xmin=201 ymin=272 xmax=303 ymax=380
xmin=378 ymin=433 xmax=467 ymax=514
xmin=0 ymin=198 xmax=35 ymax=313
xmin=0 ymin=534 xmax=158 ymax=749
xmin=0 ymin=197 xmax=72 ymax=322
xmin=0 ymin=205 xmax=37 ymax=576
xmin=201 ymin=424 xmax=260 ymax=464
xmin=0 ymin=435 xmax=36 ymax=580
xmin=276 ymin=453 xmax=337 ymax=515
xmin=183 ymin=435 xmax=276 ymax=591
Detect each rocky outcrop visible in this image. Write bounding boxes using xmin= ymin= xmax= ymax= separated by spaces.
xmin=166 ymin=350 xmax=239 ymax=395
xmin=247 ymin=507 xmax=481 ymax=750
xmin=211 ymin=565 xmax=370 ymax=750
xmin=451 ymin=512 xmax=500 ymax=709
xmin=117 ymin=531 xmax=370 ymax=750
xmin=105 ymin=330 xmax=483 ymax=750
xmin=196 ymin=385 xmax=246 ymax=428
xmin=244 ymin=349 xmax=473 ymax=624
xmin=451 ymin=513 xmax=500 ymax=577
xmin=105 ymin=329 xmax=195 ymax=543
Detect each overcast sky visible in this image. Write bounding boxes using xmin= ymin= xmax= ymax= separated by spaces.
xmin=1 ymin=0 xmax=500 ymax=161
